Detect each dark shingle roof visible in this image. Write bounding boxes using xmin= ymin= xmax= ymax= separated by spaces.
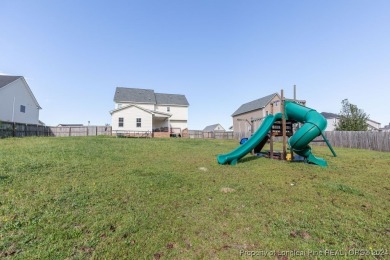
xmin=155 ymin=93 xmax=189 ymax=106
xmin=114 ymin=87 xmax=156 ymax=104
xmin=232 ymin=93 xmax=277 ymax=117
xmin=0 ymin=75 xmax=21 ymax=89
xmin=320 ymin=112 xmax=339 ymax=119
xmin=114 ymin=87 xmax=189 ymax=106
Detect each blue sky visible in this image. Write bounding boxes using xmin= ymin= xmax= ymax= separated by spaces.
xmin=1 ymin=0 xmax=389 ymax=129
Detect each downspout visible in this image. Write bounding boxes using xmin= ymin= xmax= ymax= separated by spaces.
xmin=12 ymin=96 xmax=16 ymax=122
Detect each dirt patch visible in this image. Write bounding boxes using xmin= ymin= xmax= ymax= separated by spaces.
xmin=290 ymin=230 xmax=311 ymax=240
xmin=220 ymin=187 xmax=236 ymax=193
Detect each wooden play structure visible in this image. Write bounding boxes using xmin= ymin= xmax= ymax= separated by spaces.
xmin=217 ymin=85 xmax=336 ymax=166
xmin=252 ymin=87 xmax=303 ymax=160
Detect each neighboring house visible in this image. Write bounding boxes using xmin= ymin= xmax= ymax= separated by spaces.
xmin=380 ymin=123 xmax=390 ymax=132
xmin=367 ymin=119 xmax=381 ymax=131
xmin=110 ymin=87 xmax=189 ymax=134
xmin=203 ymin=124 xmax=225 ymax=132
xmin=321 ymin=112 xmax=381 ymax=131
xmin=320 ymin=112 xmax=339 ymax=131
xmin=57 ymin=124 xmax=84 ymax=127
xmin=232 ymin=93 xmax=281 ymax=134
xmin=232 ymin=93 xmax=306 ymax=134
xmin=0 ymin=75 xmax=41 ymax=124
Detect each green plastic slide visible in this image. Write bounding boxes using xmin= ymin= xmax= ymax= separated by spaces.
xmin=217 ymin=113 xmax=282 ymax=165
xmin=217 ymin=101 xmax=333 ymax=167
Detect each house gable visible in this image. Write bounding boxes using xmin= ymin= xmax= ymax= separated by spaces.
xmin=110 ymin=104 xmax=171 ymax=117
xmin=232 ymin=93 xmax=279 ymax=117
xmin=0 ymin=76 xmax=41 ymax=109
xmin=0 ymin=75 xmax=41 ymax=124
xmin=111 ymin=105 xmax=154 ymax=132
xmin=203 ymin=124 xmax=225 ymax=132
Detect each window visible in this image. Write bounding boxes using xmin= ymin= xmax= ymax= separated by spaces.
xmin=20 ymin=105 xmax=26 ymax=113
xmin=118 ymin=117 xmax=124 ymax=127
xmin=167 ymin=107 xmax=170 ymax=112
xmin=136 ymin=118 xmax=141 ymax=127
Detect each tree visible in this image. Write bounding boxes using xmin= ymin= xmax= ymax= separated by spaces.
xmin=335 ymin=99 xmax=369 ymax=131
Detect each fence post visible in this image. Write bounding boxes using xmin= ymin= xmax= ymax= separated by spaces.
xmin=12 ymin=122 xmax=15 ymax=137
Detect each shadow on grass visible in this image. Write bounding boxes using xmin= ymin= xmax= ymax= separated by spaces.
xmin=0 ymin=175 xmax=9 ymax=180
xmin=238 ymin=156 xmax=260 ymax=163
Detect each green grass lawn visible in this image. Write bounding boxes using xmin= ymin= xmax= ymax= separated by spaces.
xmin=0 ymin=136 xmax=389 ymax=259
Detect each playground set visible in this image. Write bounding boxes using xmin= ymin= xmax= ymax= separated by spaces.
xmin=217 ymin=88 xmax=337 ymax=167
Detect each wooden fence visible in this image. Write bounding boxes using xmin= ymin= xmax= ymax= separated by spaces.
xmin=0 ymin=121 xmax=112 ymax=138
xmin=3 ymin=121 xmax=387 ymax=151
xmin=0 ymin=121 xmax=49 ymax=137
xmin=48 ymin=126 xmax=112 ymax=137
xmin=312 ymin=131 xmax=390 ymax=152
xmin=184 ymin=130 xmax=234 ymax=139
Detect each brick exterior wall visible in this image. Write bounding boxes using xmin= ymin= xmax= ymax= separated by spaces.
xmin=152 ymin=132 xmax=170 ymax=138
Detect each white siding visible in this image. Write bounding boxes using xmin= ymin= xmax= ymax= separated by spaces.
xmin=0 ymin=78 xmax=40 ymax=124
xmin=367 ymin=120 xmax=381 ymax=130
xmin=156 ymin=105 xmax=188 ymax=131
xmin=111 ymin=106 xmax=153 ymax=132
xmin=170 ymin=120 xmax=188 ymax=131
xmin=214 ymin=124 xmax=225 ymax=131
xmin=325 ymin=118 xmax=338 ymax=131
xmin=112 ymin=103 xmax=188 ymax=131
xmin=156 ymin=105 xmax=188 ymax=120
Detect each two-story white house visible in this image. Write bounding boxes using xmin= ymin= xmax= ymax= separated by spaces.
xmin=0 ymin=75 xmax=42 ymax=125
xmin=110 ymin=87 xmax=189 ymax=136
